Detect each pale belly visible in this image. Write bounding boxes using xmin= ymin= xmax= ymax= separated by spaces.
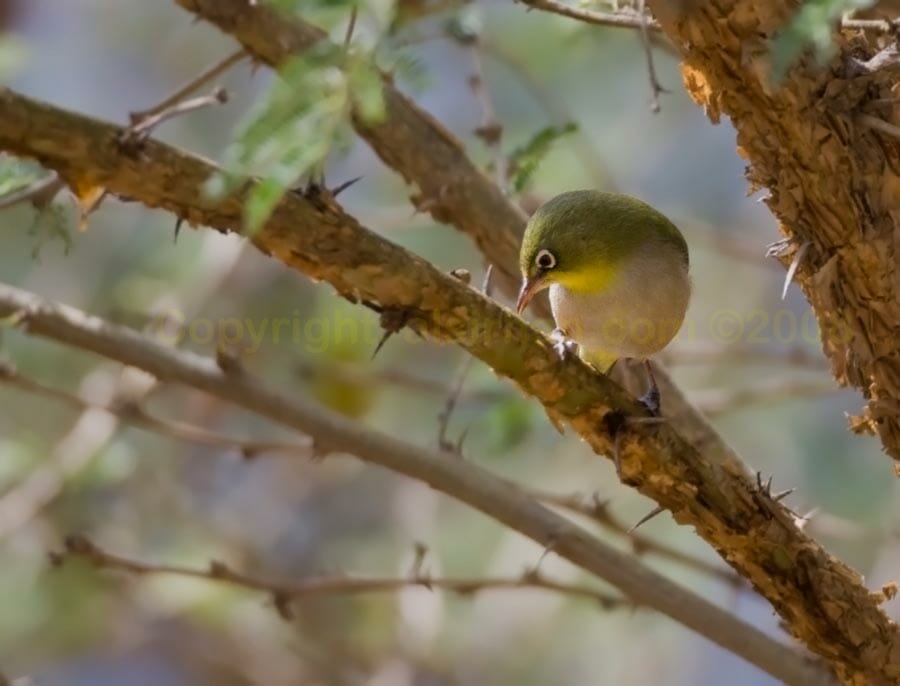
xmin=549 ymin=250 xmax=690 ymax=370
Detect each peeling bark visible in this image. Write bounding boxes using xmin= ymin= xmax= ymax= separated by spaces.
xmin=650 ymin=0 xmax=900 ymax=462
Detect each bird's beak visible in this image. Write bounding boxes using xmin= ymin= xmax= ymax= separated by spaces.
xmin=516 ymin=277 xmax=542 ymax=315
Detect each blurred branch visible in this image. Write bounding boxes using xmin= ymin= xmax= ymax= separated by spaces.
xmin=664 ymin=342 xmax=827 ymax=371
xmin=296 ymin=359 xmax=509 ymax=403
xmin=0 ymin=361 xmax=313 ymax=459
xmin=692 ymin=377 xmax=838 ymax=417
xmin=0 ymin=282 xmax=832 ymax=685
xmin=53 ymin=534 xmax=627 ymax=616
xmin=528 ymin=489 xmax=743 ymax=588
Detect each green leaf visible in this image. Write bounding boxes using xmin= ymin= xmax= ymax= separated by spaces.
xmin=28 ymin=201 xmax=73 ymax=261
xmin=210 ymin=48 xmax=351 ymax=232
xmin=0 ymin=154 xmax=44 ymax=196
xmin=244 ymin=177 xmax=288 ymax=233
xmin=771 ymin=0 xmax=875 ymax=81
xmin=508 ymin=122 xmax=578 ymax=194
xmin=347 ymin=58 xmax=385 ymax=124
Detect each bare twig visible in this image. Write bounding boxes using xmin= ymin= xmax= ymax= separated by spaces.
xmin=343 ymin=4 xmax=358 ymax=49
xmin=515 ymin=0 xmax=660 ymax=31
xmin=465 ymin=44 xmax=508 ymax=192
xmin=528 ymin=489 xmax=743 ymax=588
xmin=124 ymin=89 xmax=230 ymax=143
xmin=53 ymin=534 xmax=627 ymax=613
xmin=0 ymin=283 xmax=833 ymax=685
xmin=437 ymin=265 xmax=494 ymax=453
xmin=637 ymin=0 xmax=667 ymax=112
xmin=128 ymin=48 xmax=247 ymax=125
xmin=0 ymin=362 xmax=313 ymax=459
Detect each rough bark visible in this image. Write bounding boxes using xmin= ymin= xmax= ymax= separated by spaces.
xmin=0 ymin=88 xmax=896 ymax=684
xmin=649 ymin=0 xmax=900 ymax=461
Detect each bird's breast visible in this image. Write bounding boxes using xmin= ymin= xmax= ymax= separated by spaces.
xmin=549 ymin=246 xmax=690 ymax=363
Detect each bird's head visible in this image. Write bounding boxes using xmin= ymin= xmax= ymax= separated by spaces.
xmin=516 ymin=190 xmax=646 ymax=315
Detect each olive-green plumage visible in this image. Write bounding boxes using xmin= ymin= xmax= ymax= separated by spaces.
xmin=517 ymin=190 xmax=691 ymax=375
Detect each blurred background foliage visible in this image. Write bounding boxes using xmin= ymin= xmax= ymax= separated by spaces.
xmin=0 ymin=1 xmax=898 ymax=685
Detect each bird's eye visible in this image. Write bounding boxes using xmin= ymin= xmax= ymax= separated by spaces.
xmin=535 ymin=249 xmax=556 ymax=270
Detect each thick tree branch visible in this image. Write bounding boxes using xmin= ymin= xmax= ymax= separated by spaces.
xmin=0 ymin=88 xmax=895 ymax=683
xmin=639 ymin=1 xmax=900 ymax=465
xmin=0 ymin=282 xmax=830 ymax=685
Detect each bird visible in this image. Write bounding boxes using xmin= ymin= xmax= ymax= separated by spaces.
xmin=515 ymin=190 xmax=691 ymax=414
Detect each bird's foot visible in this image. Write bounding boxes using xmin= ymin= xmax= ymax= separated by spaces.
xmin=638 ymin=359 xmax=661 ymax=416
xmin=637 ymin=386 xmax=661 ymax=416
xmin=550 ymin=328 xmax=578 ymax=361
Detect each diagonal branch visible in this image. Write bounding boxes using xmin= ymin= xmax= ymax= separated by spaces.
xmin=0 ymin=87 xmax=894 ymax=682
xmin=0 ymin=282 xmax=831 ymax=685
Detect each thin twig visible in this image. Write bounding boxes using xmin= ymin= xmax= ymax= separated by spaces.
xmin=0 ymin=283 xmax=832 ymax=685
xmin=0 ymin=362 xmax=313 ymax=459
xmin=343 ymin=4 xmax=358 ymax=49
xmin=637 ymin=0 xmax=667 ymax=112
xmin=516 ymin=0 xmax=660 ymax=31
xmin=437 ymin=265 xmax=494 ymax=454
xmin=53 ymin=535 xmax=628 ymax=614
xmin=528 ymin=489 xmax=743 ymax=588
xmin=128 ymin=49 xmax=247 ymax=124
xmin=466 ymin=43 xmax=508 ymax=192
xmin=124 ymin=89 xmax=230 ymax=142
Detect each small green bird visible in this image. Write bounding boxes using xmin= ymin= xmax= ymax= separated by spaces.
xmin=516 ymin=190 xmax=691 ymax=413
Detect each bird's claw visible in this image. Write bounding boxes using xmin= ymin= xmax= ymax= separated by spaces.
xmin=550 ymin=328 xmax=578 ymax=361
xmin=638 ymin=387 xmax=661 ymax=416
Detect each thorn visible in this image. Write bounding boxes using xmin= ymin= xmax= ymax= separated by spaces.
xmin=781 ymin=241 xmax=811 ymax=300
xmin=629 ymin=505 xmax=665 ymax=533
xmin=64 ymin=533 xmax=94 ymax=556
xmin=756 ymin=471 xmax=774 ymax=498
xmin=773 ymin=487 xmax=795 ymax=502
xmin=216 ymin=346 xmax=243 ymax=374
xmin=272 ymin=591 xmax=294 ymax=621
xmin=330 ymin=175 xmax=363 ymax=197
xmin=208 ymin=560 xmax=230 ymax=577
xmin=601 ymin=410 xmax=628 ymax=479
xmin=449 ymin=268 xmax=472 ymax=284
xmin=371 ymin=307 xmax=416 ymax=360
xmin=409 ymin=541 xmax=429 ymax=579
xmin=174 ymin=217 xmax=184 ymax=243
xmin=309 ymin=438 xmax=338 ymax=461
xmin=765 ymin=237 xmax=791 ymax=259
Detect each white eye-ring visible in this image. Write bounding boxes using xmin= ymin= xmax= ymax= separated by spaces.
xmin=535 ymin=249 xmax=556 ymax=270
